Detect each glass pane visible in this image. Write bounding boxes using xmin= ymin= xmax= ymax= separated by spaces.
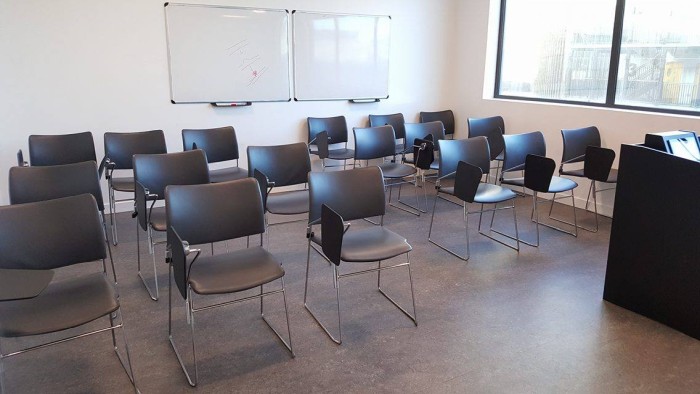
xmin=498 ymin=0 xmax=616 ymax=103
xmin=615 ymin=0 xmax=700 ymax=111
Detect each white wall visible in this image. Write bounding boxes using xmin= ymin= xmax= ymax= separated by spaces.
xmin=0 ymin=0 xmax=458 ymax=207
xmin=453 ymin=0 xmax=700 ymax=216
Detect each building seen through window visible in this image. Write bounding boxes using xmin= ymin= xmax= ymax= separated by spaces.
xmin=497 ymin=0 xmax=700 ymax=113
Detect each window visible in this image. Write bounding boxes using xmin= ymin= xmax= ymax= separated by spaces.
xmin=496 ymin=0 xmax=700 ymax=115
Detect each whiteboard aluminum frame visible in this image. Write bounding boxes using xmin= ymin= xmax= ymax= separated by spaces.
xmin=292 ymin=10 xmax=391 ymax=102
xmin=164 ymin=3 xmax=292 ymax=104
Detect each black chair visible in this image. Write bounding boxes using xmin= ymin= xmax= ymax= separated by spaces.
xmin=467 ymin=116 xmax=506 ymax=182
xmin=0 ymin=194 xmax=137 ymax=392
xmin=420 ymin=110 xmax=455 ymax=139
xmin=104 ymin=130 xmax=167 ymax=245
xmin=133 ymin=150 xmax=210 ymax=301
xmin=368 ymin=113 xmax=406 ymax=155
xmin=353 ymin=125 xmax=420 ymax=216
xmin=581 ymin=146 xmax=616 ymax=232
xmin=8 ymin=160 xmax=115 ymax=279
xmin=559 ymin=126 xmax=602 ymax=178
xmin=501 ymin=132 xmax=578 ymax=245
xmin=307 ymin=116 xmax=355 ymax=168
xmin=247 ymin=142 xmax=311 ymax=232
xmin=166 ymin=178 xmax=294 ymax=387
xmin=24 ymin=131 xmax=97 ymax=167
xmin=304 ymin=166 xmax=417 ymax=344
xmin=182 ymin=126 xmax=248 ymax=183
xmin=557 ymin=126 xmax=617 ymax=231
xmin=428 ymin=137 xmax=519 ymax=260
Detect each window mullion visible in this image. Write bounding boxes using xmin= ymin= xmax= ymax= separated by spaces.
xmin=605 ymin=0 xmax=627 ymax=105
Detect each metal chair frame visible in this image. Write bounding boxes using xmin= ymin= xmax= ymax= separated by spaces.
xmin=427 ymin=167 xmax=520 ymax=261
xmin=167 ymin=233 xmax=294 ymax=387
xmin=303 ymin=216 xmax=417 ymax=345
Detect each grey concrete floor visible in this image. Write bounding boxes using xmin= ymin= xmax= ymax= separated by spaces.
xmin=3 ymin=189 xmax=700 ymax=393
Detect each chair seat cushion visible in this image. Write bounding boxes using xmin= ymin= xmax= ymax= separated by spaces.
xmin=267 ymin=189 xmax=309 ymax=215
xmin=561 ymin=168 xmax=585 ymax=177
xmin=0 ymin=273 xmax=119 ymax=338
xmin=149 ymin=206 xmax=167 ymax=232
xmin=312 ymin=226 xmax=412 ymax=262
xmin=548 ymin=176 xmax=578 ymax=193
xmin=188 ymin=247 xmax=284 ymax=295
xmin=328 ymin=148 xmax=355 ymax=160
xmin=111 ymin=176 xmax=135 ymax=192
xmin=440 ymin=183 xmax=516 ymax=204
xmin=209 ymin=166 xmax=248 ymax=183
xmin=475 ymin=183 xmax=517 ymax=203
xmin=378 ymin=162 xmax=416 ymax=179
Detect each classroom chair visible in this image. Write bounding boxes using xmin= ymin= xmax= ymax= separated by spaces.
xmin=307 ymin=116 xmax=355 ymax=168
xmin=182 ymin=126 xmax=248 ymax=183
xmin=103 ymin=129 xmax=167 ymax=245
xmin=304 ymin=167 xmax=417 ymax=344
xmin=467 ymin=116 xmax=506 ymax=183
xmin=166 ymin=178 xmax=294 ymax=386
xmin=368 ymin=113 xmax=406 ymax=155
xmin=247 ymin=142 xmax=311 ymax=239
xmin=557 ymin=126 xmax=617 ymax=232
xmin=0 ymin=194 xmax=138 ymax=393
xmin=22 ymin=131 xmax=97 ymax=167
xmin=133 ymin=150 xmax=210 ymax=301
xmin=428 ymin=137 xmax=520 ymax=260
xmin=501 ymin=132 xmax=579 ymax=246
xmin=420 ymin=110 xmax=455 ymax=139
xmin=353 ymin=125 xmax=421 ymax=216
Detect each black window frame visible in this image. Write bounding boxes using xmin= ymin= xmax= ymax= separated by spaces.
xmin=494 ymin=0 xmax=700 ymax=117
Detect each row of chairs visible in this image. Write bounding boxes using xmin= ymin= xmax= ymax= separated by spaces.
xmin=1 ymin=153 xmax=420 ymax=390
xmin=2 ymin=113 xmax=616 ymax=389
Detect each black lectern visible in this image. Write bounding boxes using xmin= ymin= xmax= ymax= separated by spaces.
xmin=604 ymin=143 xmax=700 ymax=339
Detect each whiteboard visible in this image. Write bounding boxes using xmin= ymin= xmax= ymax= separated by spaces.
xmin=165 ymin=3 xmax=291 ymax=103
xmin=293 ymin=11 xmax=391 ymax=101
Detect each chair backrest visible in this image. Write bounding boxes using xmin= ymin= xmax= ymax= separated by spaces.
xmin=166 ymin=178 xmax=265 ymax=246
xmin=9 ymin=161 xmax=105 ymax=212
xmin=182 ymin=126 xmax=239 ymax=163
xmin=454 ymin=161 xmax=484 ymax=204
xmin=369 ymin=113 xmax=406 ymax=140
xmin=438 ymin=137 xmax=491 ymax=179
xmin=308 ymin=166 xmax=386 ymax=224
xmin=28 ymin=131 xmax=96 ymax=166
xmin=420 ymin=110 xmax=455 ymax=136
xmin=247 ymin=142 xmax=311 ymax=187
xmin=353 ymin=125 xmax=396 ymax=160
xmin=0 ymin=194 xmax=106 ymax=270
xmin=405 ymin=121 xmax=445 ymax=152
xmin=166 ymin=178 xmax=266 ymax=298
xmin=561 ymin=126 xmax=601 ymax=164
xmin=524 ymin=154 xmax=556 ymax=193
xmin=502 ymin=131 xmax=546 ymax=174
xmin=584 ymin=146 xmax=615 ymax=182
xmin=133 ymin=150 xmax=210 ymax=200
xmin=467 ymin=116 xmax=506 ymax=160
xmin=104 ymin=130 xmax=167 ymax=170
xmin=307 ymin=116 xmax=349 ymax=145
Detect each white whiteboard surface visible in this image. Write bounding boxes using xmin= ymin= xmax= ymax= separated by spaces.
xmin=165 ymin=3 xmax=290 ymax=103
xmin=293 ymin=11 xmax=390 ymax=101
